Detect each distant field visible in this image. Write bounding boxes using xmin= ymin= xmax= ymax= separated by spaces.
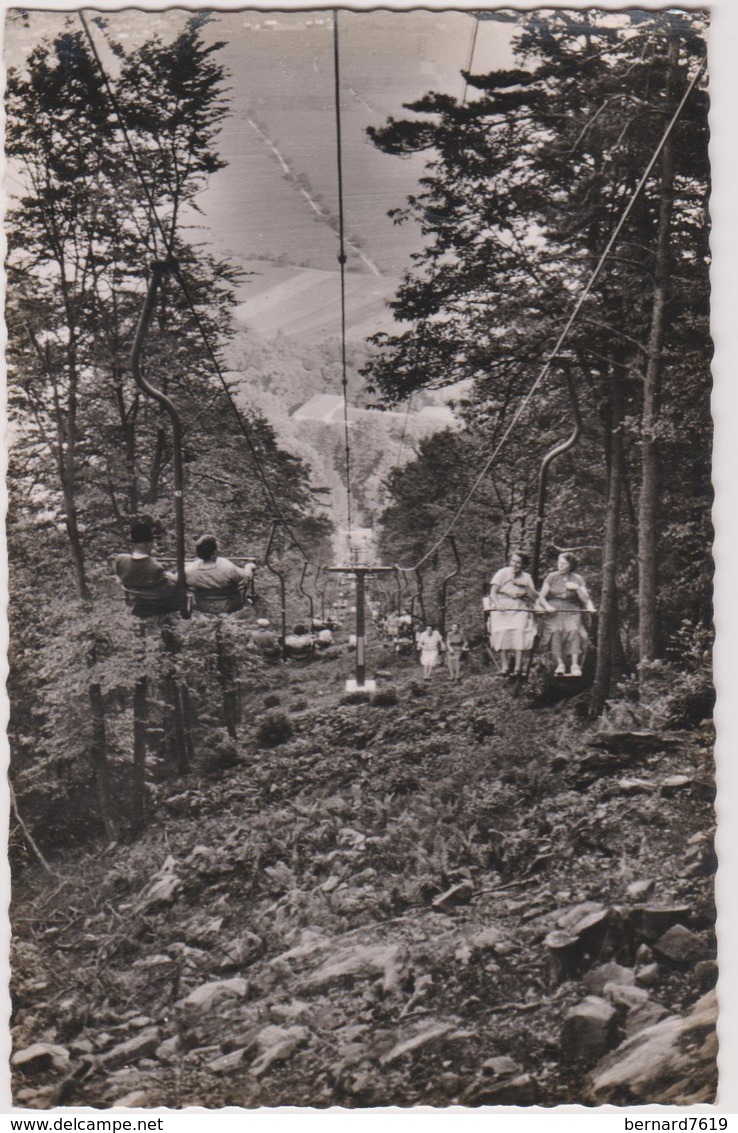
xmin=234 ymin=261 xmax=403 ymax=343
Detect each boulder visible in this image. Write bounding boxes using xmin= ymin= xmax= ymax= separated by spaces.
xmin=589 ymin=989 xmax=717 ymax=1104
xmin=297 ymin=943 xmax=406 ymax=994
xmin=432 ymin=881 xmax=474 ymax=910
xmin=635 ymin=963 xmax=660 ymax=988
xmin=584 ymin=963 xmax=635 ymax=996
xmin=626 ymin=880 xmax=655 ymax=900
xmin=625 ymin=1002 xmax=670 ymax=1038
xmin=177 ymin=977 xmax=249 ymax=1015
xmin=464 ymin=1073 xmax=538 ymax=1106
xmin=560 ymin=997 xmax=617 ymax=1062
xmin=482 ymin=1055 xmax=522 ymax=1077
xmin=380 ymin=1024 xmax=456 ymax=1066
xmin=99 ymin=1027 xmax=160 ymax=1069
xmin=249 ymin=1025 xmax=309 ymax=1077
xmin=467 ymin=926 xmax=506 ymax=952
xmin=653 ymin=925 xmax=706 ymax=964
xmin=207 ymin=1046 xmax=252 ymax=1074
xmin=12 ymin=1043 xmax=70 ymax=1076
xmin=632 ymin=903 xmax=692 ymax=942
xmin=659 ymin=774 xmax=691 ymax=796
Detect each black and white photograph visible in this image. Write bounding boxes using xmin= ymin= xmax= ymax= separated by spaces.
xmin=4 ymin=2 xmax=725 ymax=1113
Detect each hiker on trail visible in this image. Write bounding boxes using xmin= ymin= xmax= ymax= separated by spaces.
xmin=538 ymin=552 xmax=596 ymax=676
xmin=251 ymin=618 xmax=281 ymax=660
xmin=185 ymin=533 xmax=256 ymax=614
xmin=445 ymin=622 xmax=469 ymax=682
xmin=114 ymin=521 xmax=178 ymax=611
xmin=417 ymin=623 xmax=444 ymax=680
xmin=489 ymin=551 xmax=541 ymax=678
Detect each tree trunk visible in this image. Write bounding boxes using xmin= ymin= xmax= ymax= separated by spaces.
xmin=638 ymin=35 xmax=679 ymax=664
xmin=591 ymin=366 xmax=625 ymax=716
xmin=88 ymin=675 xmax=118 ymax=844
xmin=132 ymin=675 xmax=148 ymax=834
xmin=216 ymin=623 xmax=239 ymax=739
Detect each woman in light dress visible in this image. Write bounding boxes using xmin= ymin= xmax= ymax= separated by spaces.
xmin=417 ymin=623 xmax=444 ymax=680
xmin=538 ymin=552 xmax=596 ymax=676
xmin=488 ymin=551 xmax=540 ymax=678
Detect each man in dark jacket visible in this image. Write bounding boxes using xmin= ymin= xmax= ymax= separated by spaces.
xmin=114 ymin=522 xmax=178 ymax=612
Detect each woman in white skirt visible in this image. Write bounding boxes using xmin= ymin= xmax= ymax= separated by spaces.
xmin=489 ymin=551 xmax=541 ymax=678
xmin=417 ymin=623 xmax=444 ymax=680
xmin=539 ymin=552 xmax=596 ymax=676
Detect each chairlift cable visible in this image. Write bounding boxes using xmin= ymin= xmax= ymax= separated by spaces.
xmin=79 ymin=11 xmax=311 ymax=563
xmin=332 ymin=11 xmax=355 ymax=556
xmin=395 ymin=53 xmax=707 ymax=576
xmin=461 ymin=15 xmax=480 ymax=107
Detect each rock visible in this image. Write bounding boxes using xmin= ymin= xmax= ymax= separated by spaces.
xmin=155 ymin=1036 xmax=180 ymax=1062
xmin=584 ymin=963 xmax=635 ymax=996
xmin=12 ymin=1043 xmax=70 ymax=1076
xmin=588 ymin=731 xmax=679 ymax=754
xmin=249 ymin=1025 xmax=309 ymax=1077
xmin=544 ymin=930 xmax=582 ymax=982
xmin=589 ymin=989 xmax=717 ymax=1104
xmin=380 ymin=1024 xmax=456 ymax=1065
xmin=635 ymin=963 xmax=660 ymax=988
xmin=627 ymin=879 xmax=656 ymax=899
xmin=603 ymin=982 xmax=650 ymax=1011
xmin=218 ymin=932 xmax=263 ymax=969
xmin=695 ymin=959 xmax=719 ymax=991
xmin=177 ymin=977 xmax=249 ymax=1015
xmin=139 ymin=857 xmax=182 ymax=912
xmin=659 ymin=774 xmax=691 ymax=796
xmin=99 ymin=1028 xmax=160 ymax=1069
xmin=556 ymin=901 xmax=608 ymax=932
xmin=653 ymin=924 xmax=706 ymax=964
xmin=482 ymin=1055 xmax=522 ymax=1077
xmin=616 ymin=778 xmax=654 ymax=795
xmin=432 ymin=881 xmax=474 ymax=910
xmin=632 ymin=904 xmax=692 ymax=942
xmin=625 ymin=1002 xmax=670 ymax=1038
xmin=635 ymin=943 xmax=655 ymax=964
xmin=110 ymin=1091 xmax=150 ymax=1108
xmin=560 ymin=997 xmax=617 ymax=1062
xmin=464 ymin=1073 xmax=538 ymax=1106
xmin=467 ymin=926 xmax=506 ymax=951
xmin=297 ymin=943 xmax=406 ymax=994
xmin=270 ymin=1000 xmax=313 ymax=1023
xmin=208 ymin=1047 xmax=251 ymax=1074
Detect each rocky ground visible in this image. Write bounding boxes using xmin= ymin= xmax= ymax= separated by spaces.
xmin=10 ymin=638 xmax=718 ymax=1109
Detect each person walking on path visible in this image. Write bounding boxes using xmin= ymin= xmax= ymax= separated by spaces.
xmin=417 ymin=623 xmax=444 ymax=680
xmin=445 ymin=622 xmax=468 ymax=682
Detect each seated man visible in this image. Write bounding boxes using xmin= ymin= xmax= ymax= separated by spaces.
xmin=185 ymin=534 xmax=256 ymax=614
xmin=251 ymin=618 xmax=282 ymax=660
xmin=114 ymin=521 xmax=178 ymax=615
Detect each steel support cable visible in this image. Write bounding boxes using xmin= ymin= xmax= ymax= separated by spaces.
xmin=332 ymin=10 xmax=354 ymax=555
xmin=395 ymin=53 xmax=707 ymax=576
xmin=79 ymin=10 xmax=311 ymax=562
xmin=461 ymin=15 xmax=480 ymax=107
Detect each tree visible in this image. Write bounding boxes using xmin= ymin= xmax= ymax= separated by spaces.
xmin=364 ymin=10 xmax=709 ymax=705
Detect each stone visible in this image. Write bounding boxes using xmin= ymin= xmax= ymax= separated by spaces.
xmin=99 ymin=1028 xmax=160 ymax=1069
xmin=635 ymin=963 xmax=660 ymax=988
xmin=584 ymin=963 xmax=635 ymax=996
xmin=627 ymin=880 xmax=655 ymax=900
xmin=695 ymin=959 xmax=719 ymax=991
xmin=617 ymin=778 xmax=654 ymax=794
xmin=653 ymin=924 xmax=706 ymax=964
xmin=603 ymin=983 xmax=650 ymax=1011
xmin=110 ymin=1091 xmax=150 ymax=1108
xmin=207 ymin=1047 xmax=251 ymax=1074
xmin=139 ymin=858 xmax=182 ymax=911
xmin=11 ymin=1043 xmax=70 ymax=1076
xmin=482 ymin=1055 xmax=522 ymax=1077
xmin=635 ymin=943 xmax=655 ymax=964
xmin=177 ymin=977 xmax=249 ymax=1015
xmin=588 ymin=731 xmax=678 ymax=754
xmin=467 ymin=926 xmax=506 ymax=951
xmin=217 ymin=933 xmax=262 ymax=969
xmin=297 ymin=943 xmax=406 ymax=994
xmin=659 ymin=774 xmax=691 ymax=796
xmin=249 ymin=1025 xmax=309 ymax=1077
xmin=155 ymin=1036 xmax=180 ymax=1062
xmin=625 ymin=1002 xmax=670 ymax=1038
xmin=381 ymin=1025 xmax=455 ymax=1066
xmin=560 ymin=997 xmax=617 ymax=1062
xmin=464 ymin=1073 xmax=538 ymax=1106
xmin=432 ymin=880 xmax=474 ymax=910
xmin=633 ymin=904 xmax=692 ymax=942
xmin=589 ymin=989 xmax=717 ymax=1104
